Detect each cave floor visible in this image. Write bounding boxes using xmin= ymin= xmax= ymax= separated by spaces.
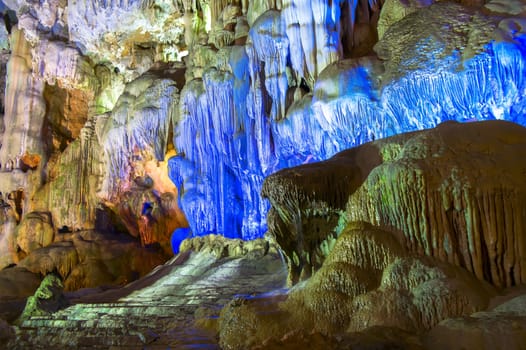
xmin=8 ymin=250 xmax=288 ymax=349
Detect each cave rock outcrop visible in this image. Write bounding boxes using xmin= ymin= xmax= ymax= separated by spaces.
xmin=263 ymin=120 xmax=526 ymax=288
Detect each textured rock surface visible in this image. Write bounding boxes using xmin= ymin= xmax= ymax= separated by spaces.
xmin=171 ymin=1 xmax=526 ymax=241
xmin=94 ymin=73 xmax=187 ymax=253
xmin=377 ymin=0 xmax=434 ymax=40
xmin=17 ymin=230 xmax=167 ymax=291
xmin=14 ymin=211 xmax=54 ymax=257
xmin=15 ymin=273 xmax=68 ymax=325
xmin=264 ymin=120 xmax=526 ymax=287
xmin=34 ymin=117 xmax=105 ymax=232
xmin=218 ymin=221 xmax=496 ymax=349
xmin=0 ymin=267 xmax=40 ymax=299
xmin=0 ymin=28 xmax=46 ymax=171
xmin=424 ymin=291 xmax=526 ymax=350
xmin=0 ymin=8 xmax=526 ymax=348
xmin=179 ymin=233 xmax=273 ymax=259
xmin=7 ymin=240 xmax=287 ymax=349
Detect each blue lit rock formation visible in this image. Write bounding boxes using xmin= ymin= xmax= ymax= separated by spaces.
xmin=170 ymin=1 xmax=526 ymax=241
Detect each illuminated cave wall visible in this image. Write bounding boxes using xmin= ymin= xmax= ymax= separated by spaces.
xmin=169 ymin=2 xmax=526 ymax=241
xmin=0 ymin=0 xmax=524 ymax=258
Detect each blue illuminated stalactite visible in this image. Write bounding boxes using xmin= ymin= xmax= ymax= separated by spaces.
xmin=169 ymin=11 xmax=526 ymax=241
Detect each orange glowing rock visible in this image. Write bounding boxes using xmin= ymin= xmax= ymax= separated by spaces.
xmin=20 ymin=153 xmax=41 ymax=170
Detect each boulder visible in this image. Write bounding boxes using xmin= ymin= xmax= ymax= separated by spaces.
xmin=18 ymin=230 xmax=167 ymax=291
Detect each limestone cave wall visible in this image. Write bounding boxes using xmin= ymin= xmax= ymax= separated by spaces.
xmin=0 ymin=0 xmax=524 ymax=292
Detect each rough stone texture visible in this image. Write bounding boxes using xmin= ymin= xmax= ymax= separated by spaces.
xmin=31 ymin=39 xmax=97 ymax=90
xmin=179 ymin=234 xmax=273 ymax=259
xmin=17 ymin=230 xmax=167 ymax=291
xmin=374 ymin=2 xmax=496 ymax=81
xmin=262 ymin=140 xmax=385 ymax=284
xmin=15 ymin=273 xmax=68 ymax=325
xmin=0 ymin=28 xmax=45 ymax=168
xmin=0 ymin=28 xmax=46 ymax=189
xmin=424 ymin=292 xmax=526 ymax=350
xmin=7 ymin=244 xmax=287 ymax=349
xmin=0 ymin=266 xmax=41 ymax=299
xmin=377 ymin=0 xmax=435 ymax=40
xmin=208 ymin=4 xmax=241 ymax=49
xmin=6 ymin=0 xmax=189 ymax=80
xmin=264 ymin=121 xmax=526 ymax=288
xmin=33 ymin=117 xmax=105 ymax=232
xmin=94 ymin=74 xmax=187 ymax=252
xmin=311 ymin=223 xmax=498 ymax=333
xmin=0 ymin=32 xmax=187 ymax=287
xmin=485 ymin=0 xmax=526 ymax=15
xmin=345 ymin=121 xmax=526 ymax=288
xmin=218 ymin=221 xmax=496 ymax=349
xmin=0 ymin=4 xmax=523 ymax=350
xmin=43 ymin=83 xmax=93 ymax=153
xmin=14 ymin=211 xmax=54 ymax=256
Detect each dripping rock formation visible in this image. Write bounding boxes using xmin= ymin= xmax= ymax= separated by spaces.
xmin=0 ymin=0 xmax=524 ymax=348
xmin=263 ymin=120 xmax=526 ymax=287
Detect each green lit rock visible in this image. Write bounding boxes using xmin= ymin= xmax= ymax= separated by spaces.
xmin=15 ymin=273 xmax=68 ymax=325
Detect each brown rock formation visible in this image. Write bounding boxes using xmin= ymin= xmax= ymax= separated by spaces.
xmin=34 ymin=116 xmax=105 ymax=232
xmin=263 ymin=120 xmax=526 ymax=288
xmin=424 ymin=291 xmax=526 ymax=350
xmin=0 ymin=267 xmax=40 ymax=299
xmin=14 ymin=211 xmax=54 ymax=257
xmin=17 ymin=230 xmax=167 ymax=291
xmin=43 ymin=83 xmax=93 ymax=153
xmin=218 ymin=222 xmax=496 ymax=349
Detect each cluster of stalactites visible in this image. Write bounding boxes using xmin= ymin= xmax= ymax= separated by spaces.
xmin=171 ymin=1 xmax=526 ymax=242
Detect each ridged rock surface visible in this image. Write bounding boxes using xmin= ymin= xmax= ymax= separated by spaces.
xmin=263 ymin=120 xmax=526 ymax=288
xmin=96 ymin=74 xmax=186 ymax=252
xmin=33 ymin=117 xmax=105 ymax=233
xmin=218 ymin=222 xmax=496 ymax=349
xmin=0 ymin=28 xmax=45 ymax=178
xmin=424 ymin=291 xmax=526 ymax=350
